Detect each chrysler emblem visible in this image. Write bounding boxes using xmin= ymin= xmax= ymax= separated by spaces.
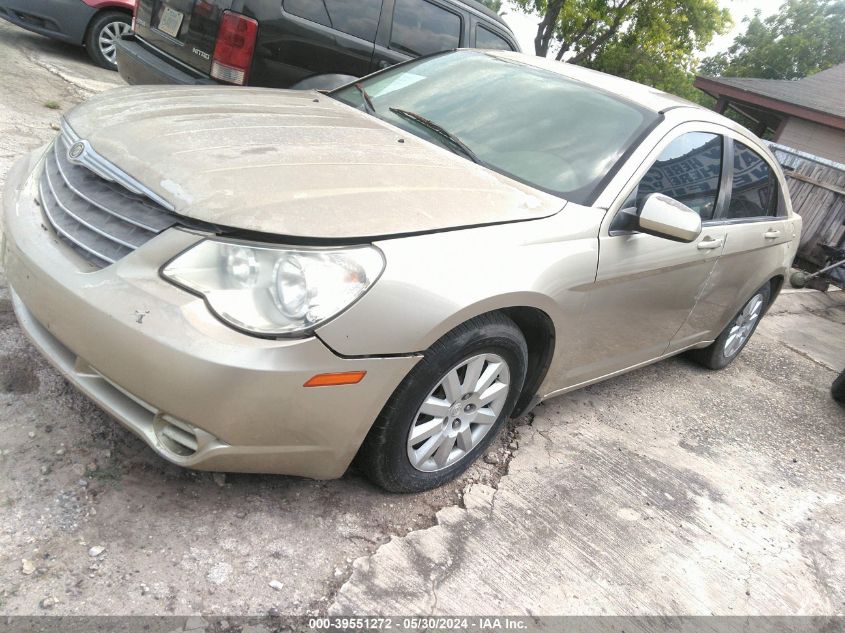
xmin=68 ymin=141 xmax=85 ymax=160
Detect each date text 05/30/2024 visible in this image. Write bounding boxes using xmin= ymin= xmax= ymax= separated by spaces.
xmin=308 ymin=617 xmax=528 ymax=630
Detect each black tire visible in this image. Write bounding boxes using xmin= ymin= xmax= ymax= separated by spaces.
xmin=357 ymin=312 xmax=527 ymax=493
xmin=688 ymin=282 xmax=772 ymax=370
xmin=85 ymin=11 xmax=131 ymax=70
xmin=832 ymin=369 xmax=845 ymax=404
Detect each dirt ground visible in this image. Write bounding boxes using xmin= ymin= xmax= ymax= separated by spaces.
xmin=0 ymin=20 xmax=843 ymax=618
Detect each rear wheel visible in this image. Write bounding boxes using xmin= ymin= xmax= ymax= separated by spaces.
xmin=357 ymin=313 xmax=527 ymax=493
xmin=688 ymin=283 xmax=771 ymax=370
xmin=85 ymin=11 xmax=131 ymax=70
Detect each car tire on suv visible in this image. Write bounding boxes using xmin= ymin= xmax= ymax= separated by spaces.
xmin=357 ymin=312 xmax=527 ymax=493
xmin=688 ymin=282 xmax=772 ymax=370
xmin=86 ymin=11 xmax=132 ymax=71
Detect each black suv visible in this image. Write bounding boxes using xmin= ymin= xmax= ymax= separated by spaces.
xmin=116 ymin=0 xmax=519 ymax=89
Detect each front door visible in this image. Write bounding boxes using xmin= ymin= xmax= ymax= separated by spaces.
xmin=566 ymin=130 xmax=729 ymax=387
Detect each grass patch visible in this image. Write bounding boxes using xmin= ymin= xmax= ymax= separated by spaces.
xmin=43 ymin=100 xmax=61 ymax=110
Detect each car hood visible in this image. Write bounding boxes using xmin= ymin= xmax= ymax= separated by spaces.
xmin=64 ymin=86 xmax=564 ymax=239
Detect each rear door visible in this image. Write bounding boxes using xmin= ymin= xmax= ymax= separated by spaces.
xmin=371 ymin=0 xmax=465 ymax=71
xmin=471 ymin=19 xmax=517 ymax=51
xmin=669 ymin=136 xmax=794 ymax=350
xmin=258 ymin=0 xmax=382 ymax=87
xmin=135 ymin=0 xmax=232 ymax=75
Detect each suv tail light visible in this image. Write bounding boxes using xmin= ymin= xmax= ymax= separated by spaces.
xmin=211 ymin=11 xmax=258 ymax=85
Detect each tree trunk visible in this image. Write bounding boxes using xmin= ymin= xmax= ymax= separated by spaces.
xmin=534 ymin=0 xmax=565 ymax=57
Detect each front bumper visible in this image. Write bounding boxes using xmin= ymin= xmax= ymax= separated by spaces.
xmin=116 ymin=34 xmax=216 ymax=86
xmin=2 ymin=151 xmax=419 ymax=479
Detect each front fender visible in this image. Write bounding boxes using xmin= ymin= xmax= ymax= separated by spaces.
xmin=316 ymin=204 xmax=604 ymax=366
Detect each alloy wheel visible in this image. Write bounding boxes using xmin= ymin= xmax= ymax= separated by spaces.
xmin=407 ymin=353 xmax=510 ymax=472
xmin=99 ymin=21 xmax=131 ymax=65
xmin=723 ymin=292 xmax=765 ymax=358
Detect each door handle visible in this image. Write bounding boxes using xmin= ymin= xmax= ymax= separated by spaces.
xmin=764 ymin=230 xmax=782 ymax=239
xmin=697 ymin=237 xmax=724 ymax=250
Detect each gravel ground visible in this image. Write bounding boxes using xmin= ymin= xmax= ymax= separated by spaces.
xmin=0 ymin=19 xmax=843 ymax=619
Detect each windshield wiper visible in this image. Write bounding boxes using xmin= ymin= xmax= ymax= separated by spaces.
xmin=388 ymin=107 xmax=481 ymax=164
xmin=354 ymin=83 xmax=376 ymax=115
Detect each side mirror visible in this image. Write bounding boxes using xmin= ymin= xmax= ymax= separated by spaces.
xmin=613 ymin=193 xmax=702 ymax=243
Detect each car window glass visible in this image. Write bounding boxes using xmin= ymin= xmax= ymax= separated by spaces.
xmin=476 ymin=25 xmax=512 ymax=51
xmin=635 ymin=132 xmax=722 ymax=221
xmin=727 ymin=141 xmax=775 ymax=219
xmin=333 ymin=51 xmax=656 ymax=203
xmin=284 ymin=0 xmax=381 ymax=42
xmin=391 ymin=0 xmax=461 ymax=56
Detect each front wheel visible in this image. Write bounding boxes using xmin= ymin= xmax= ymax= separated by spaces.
xmin=688 ymin=283 xmax=771 ymax=370
xmin=357 ymin=312 xmax=527 ymax=493
xmin=85 ymin=11 xmax=132 ymax=70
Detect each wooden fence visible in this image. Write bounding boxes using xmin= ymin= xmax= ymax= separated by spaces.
xmin=768 ymin=142 xmax=845 ymax=267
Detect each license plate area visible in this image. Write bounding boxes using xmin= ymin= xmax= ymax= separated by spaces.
xmin=157 ymin=5 xmax=184 ymax=38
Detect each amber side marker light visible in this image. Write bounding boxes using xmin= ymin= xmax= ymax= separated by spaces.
xmin=303 ymin=371 xmax=367 ymax=387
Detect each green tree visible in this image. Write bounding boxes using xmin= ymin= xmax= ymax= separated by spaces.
xmin=511 ymin=0 xmax=729 ymax=98
xmin=700 ymin=0 xmax=845 ymax=79
xmin=513 ymin=0 xmax=729 ymax=63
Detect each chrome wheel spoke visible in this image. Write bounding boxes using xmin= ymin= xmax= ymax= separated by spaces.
xmin=443 ymin=369 xmax=463 ymax=402
xmin=408 ymin=418 xmax=444 ymax=446
xmin=407 ymin=352 xmax=511 ymax=472
xmin=462 ymin=356 xmax=485 ymax=395
xmin=433 ymin=434 xmax=457 ymax=468
xmin=413 ymin=433 xmax=445 ymax=467
xmin=419 ymin=396 xmax=450 ymax=418
xmin=456 ymin=427 xmax=474 ymax=452
xmin=478 ymin=381 xmax=507 ymax=407
xmin=475 ymin=361 xmax=502 ymax=394
xmin=475 ymin=408 xmax=497 ymax=425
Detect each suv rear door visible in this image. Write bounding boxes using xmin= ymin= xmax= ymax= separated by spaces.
xmin=261 ymin=0 xmax=383 ymax=88
xmin=371 ymin=0 xmax=466 ymax=71
xmin=471 ymin=18 xmax=517 ymax=50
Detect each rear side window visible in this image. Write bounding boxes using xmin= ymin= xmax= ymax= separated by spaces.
xmin=283 ymin=0 xmax=382 ymax=42
xmin=636 ymin=132 xmax=723 ymax=221
xmin=391 ymin=0 xmax=462 ymax=56
xmin=476 ymin=25 xmax=513 ymax=51
xmin=727 ymin=141 xmax=776 ymax=218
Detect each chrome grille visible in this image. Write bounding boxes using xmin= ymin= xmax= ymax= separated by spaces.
xmin=38 ymin=125 xmax=181 ymax=268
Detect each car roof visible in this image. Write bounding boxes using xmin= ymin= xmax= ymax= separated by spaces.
xmin=486 ymin=51 xmax=707 ymax=114
xmin=458 ymin=0 xmax=512 ymax=30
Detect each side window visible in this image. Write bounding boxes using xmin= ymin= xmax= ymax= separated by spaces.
xmin=476 ymin=25 xmax=513 ymax=51
xmin=391 ymin=0 xmax=462 ymax=56
xmin=283 ymin=0 xmax=381 ymax=42
xmin=635 ymin=132 xmax=723 ymax=221
xmin=727 ymin=141 xmax=776 ymax=219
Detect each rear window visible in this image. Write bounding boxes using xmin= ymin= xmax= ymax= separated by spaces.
xmin=391 ymin=0 xmax=462 ymax=56
xmin=476 ymin=25 xmax=513 ymax=51
xmin=333 ymin=51 xmax=657 ymax=203
xmin=728 ymin=141 xmax=776 ymax=218
xmin=283 ymin=0 xmax=381 ymax=42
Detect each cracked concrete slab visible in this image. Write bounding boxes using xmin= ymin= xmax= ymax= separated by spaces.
xmin=331 ymin=293 xmax=845 ymax=615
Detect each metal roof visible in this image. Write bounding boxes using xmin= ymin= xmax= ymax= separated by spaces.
xmin=696 ymin=63 xmax=845 ymax=120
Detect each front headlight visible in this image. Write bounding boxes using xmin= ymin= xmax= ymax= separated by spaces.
xmin=161 ymin=239 xmax=385 ymax=337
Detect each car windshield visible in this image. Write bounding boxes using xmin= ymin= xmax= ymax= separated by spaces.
xmin=332 ymin=51 xmax=657 ymax=204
